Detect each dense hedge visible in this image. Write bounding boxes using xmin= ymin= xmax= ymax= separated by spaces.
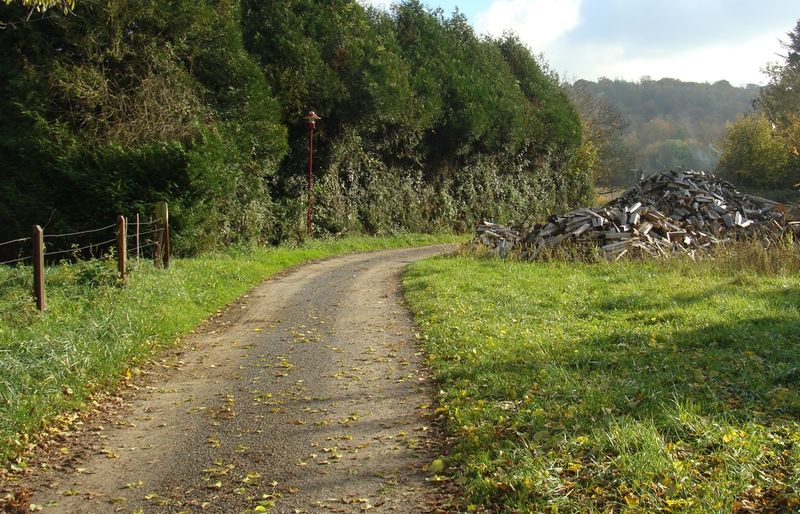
xmin=0 ymin=0 xmax=592 ymax=255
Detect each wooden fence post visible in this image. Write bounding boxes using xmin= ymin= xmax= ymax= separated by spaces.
xmin=32 ymin=225 xmax=45 ymax=312
xmin=154 ymin=201 xmax=170 ymax=269
xmin=116 ymin=215 xmax=127 ymax=282
xmin=135 ymin=213 xmax=140 ymax=261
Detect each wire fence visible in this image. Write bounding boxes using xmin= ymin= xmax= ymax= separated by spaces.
xmin=0 ymin=237 xmax=31 ymax=248
xmin=42 ymin=223 xmax=116 ymax=240
xmin=44 ymin=238 xmax=118 ymax=258
xmin=129 ymin=228 xmax=162 ymax=240
xmin=0 ymin=255 xmax=31 ymax=266
xmin=0 ymin=203 xmax=171 ymax=312
xmin=0 ymin=243 xmax=31 ymax=267
xmin=0 ymin=214 xmax=165 ymax=266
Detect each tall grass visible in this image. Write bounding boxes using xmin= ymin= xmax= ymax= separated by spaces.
xmin=0 ymin=234 xmax=459 ymax=464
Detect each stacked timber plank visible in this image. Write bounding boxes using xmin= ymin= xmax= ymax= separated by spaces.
xmin=477 ymin=221 xmax=521 ymax=258
xmin=476 ymin=169 xmax=800 ymax=260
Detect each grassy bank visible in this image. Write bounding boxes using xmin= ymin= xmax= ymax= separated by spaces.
xmin=405 ymin=253 xmax=800 ymax=512
xmin=0 ymin=234 xmax=458 ymax=464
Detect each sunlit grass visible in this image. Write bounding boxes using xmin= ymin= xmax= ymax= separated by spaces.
xmin=405 ymin=254 xmax=800 ymax=512
xmin=0 ymin=233 xmax=461 ymax=463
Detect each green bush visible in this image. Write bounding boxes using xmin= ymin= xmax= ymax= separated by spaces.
xmin=1 ymin=0 xmax=592 ymax=254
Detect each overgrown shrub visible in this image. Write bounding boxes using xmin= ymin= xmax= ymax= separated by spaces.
xmin=1 ymin=0 xmax=593 ymax=254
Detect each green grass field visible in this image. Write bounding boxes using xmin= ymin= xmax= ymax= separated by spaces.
xmin=405 ymin=253 xmax=800 ymax=513
xmin=0 ymin=234 xmax=458 ymax=465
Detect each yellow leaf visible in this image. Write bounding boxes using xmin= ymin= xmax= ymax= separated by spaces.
xmin=429 ymin=458 xmax=444 ymax=473
xmin=624 ymin=493 xmax=640 ymax=506
xmin=242 ymin=471 xmax=261 ymax=484
xmin=567 ymin=462 xmax=582 ymax=473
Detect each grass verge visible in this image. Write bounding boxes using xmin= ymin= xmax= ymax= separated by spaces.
xmin=0 ymin=234 xmax=459 ymax=465
xmin=404 ymin=252 xmax=800 ymax=513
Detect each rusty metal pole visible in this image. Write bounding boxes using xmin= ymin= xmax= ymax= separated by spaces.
xmin=307 ymin=122 xmax=314 ymax=237
xmin=303 ymin=111 xmax=321 ymax=237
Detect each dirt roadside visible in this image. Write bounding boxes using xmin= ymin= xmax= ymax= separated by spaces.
xmin=8 ymin=245 xmax=454 ymax=513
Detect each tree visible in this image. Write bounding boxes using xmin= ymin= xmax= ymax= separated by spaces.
xmin=717 ymin=113 xmax=790 ymax=188
xmin=1 ymin=0 xmax=73 ymax=11
xmin=0 ymin=0 xmax=73 ymax=27
xmin=720 ymin=18 xmax=800 ymax=192
xmin=757 ymin=19 xmax=800 ymax=157
xmin=1 ymin=0 xmax=595 ymax=253
xmin=566 ymin=80 xmax=632 ymax=187
xmin=498 ymin=35 xmax=581 ymax=154
xmin=0 ymin=0 xmax=287 ymax=253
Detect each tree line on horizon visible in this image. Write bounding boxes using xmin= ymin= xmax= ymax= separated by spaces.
xmin=568 ymin=77 xmax=759 ymax=187
xmin=569 ymin=20 xmax=800 ymax=201
xmin=0 ymin=0 xmax=593 ymax=256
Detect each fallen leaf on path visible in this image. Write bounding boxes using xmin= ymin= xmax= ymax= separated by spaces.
xmin=242 ymin=471 xmax=261 ymax=484
xmin=429 ymin=459 xmax=444 ymax=474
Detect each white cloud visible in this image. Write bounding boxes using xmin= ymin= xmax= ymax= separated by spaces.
xmin=553 ymin=32 xmax=783 ymax=85
xmin=475 ymin=0 xmax=582 ymax=51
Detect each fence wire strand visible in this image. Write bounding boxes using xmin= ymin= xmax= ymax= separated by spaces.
xmin=0 ymin=255 xmax=31 ymax=266
xmin=137 ymin=241 xmax=159 ymax=251
xmin=45 ymin=237 xmax=118 ymax=257
xmin=43 ymin=223 xmax=116 ymax=239
xmin=128 ymin=228 xmax=162 ymax=239
xmin=0 ymin=237 xmax=31 ymax=248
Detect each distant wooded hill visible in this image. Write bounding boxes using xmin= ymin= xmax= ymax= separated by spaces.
xmin=573 ymin=78 xmax=760 ymax=184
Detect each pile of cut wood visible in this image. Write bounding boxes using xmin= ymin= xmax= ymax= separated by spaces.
xmin=476 ymin=169 xmax=800 ymax=260
xmin=476 ymin=221 xmax=521 ymax=257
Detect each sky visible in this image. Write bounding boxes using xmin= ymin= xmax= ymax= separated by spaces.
xmin=360 ymin=0 xmax=797 ymax=86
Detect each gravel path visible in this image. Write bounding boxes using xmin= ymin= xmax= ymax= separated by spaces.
xmin=23 ymin=246 xmax=451 ymax=513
